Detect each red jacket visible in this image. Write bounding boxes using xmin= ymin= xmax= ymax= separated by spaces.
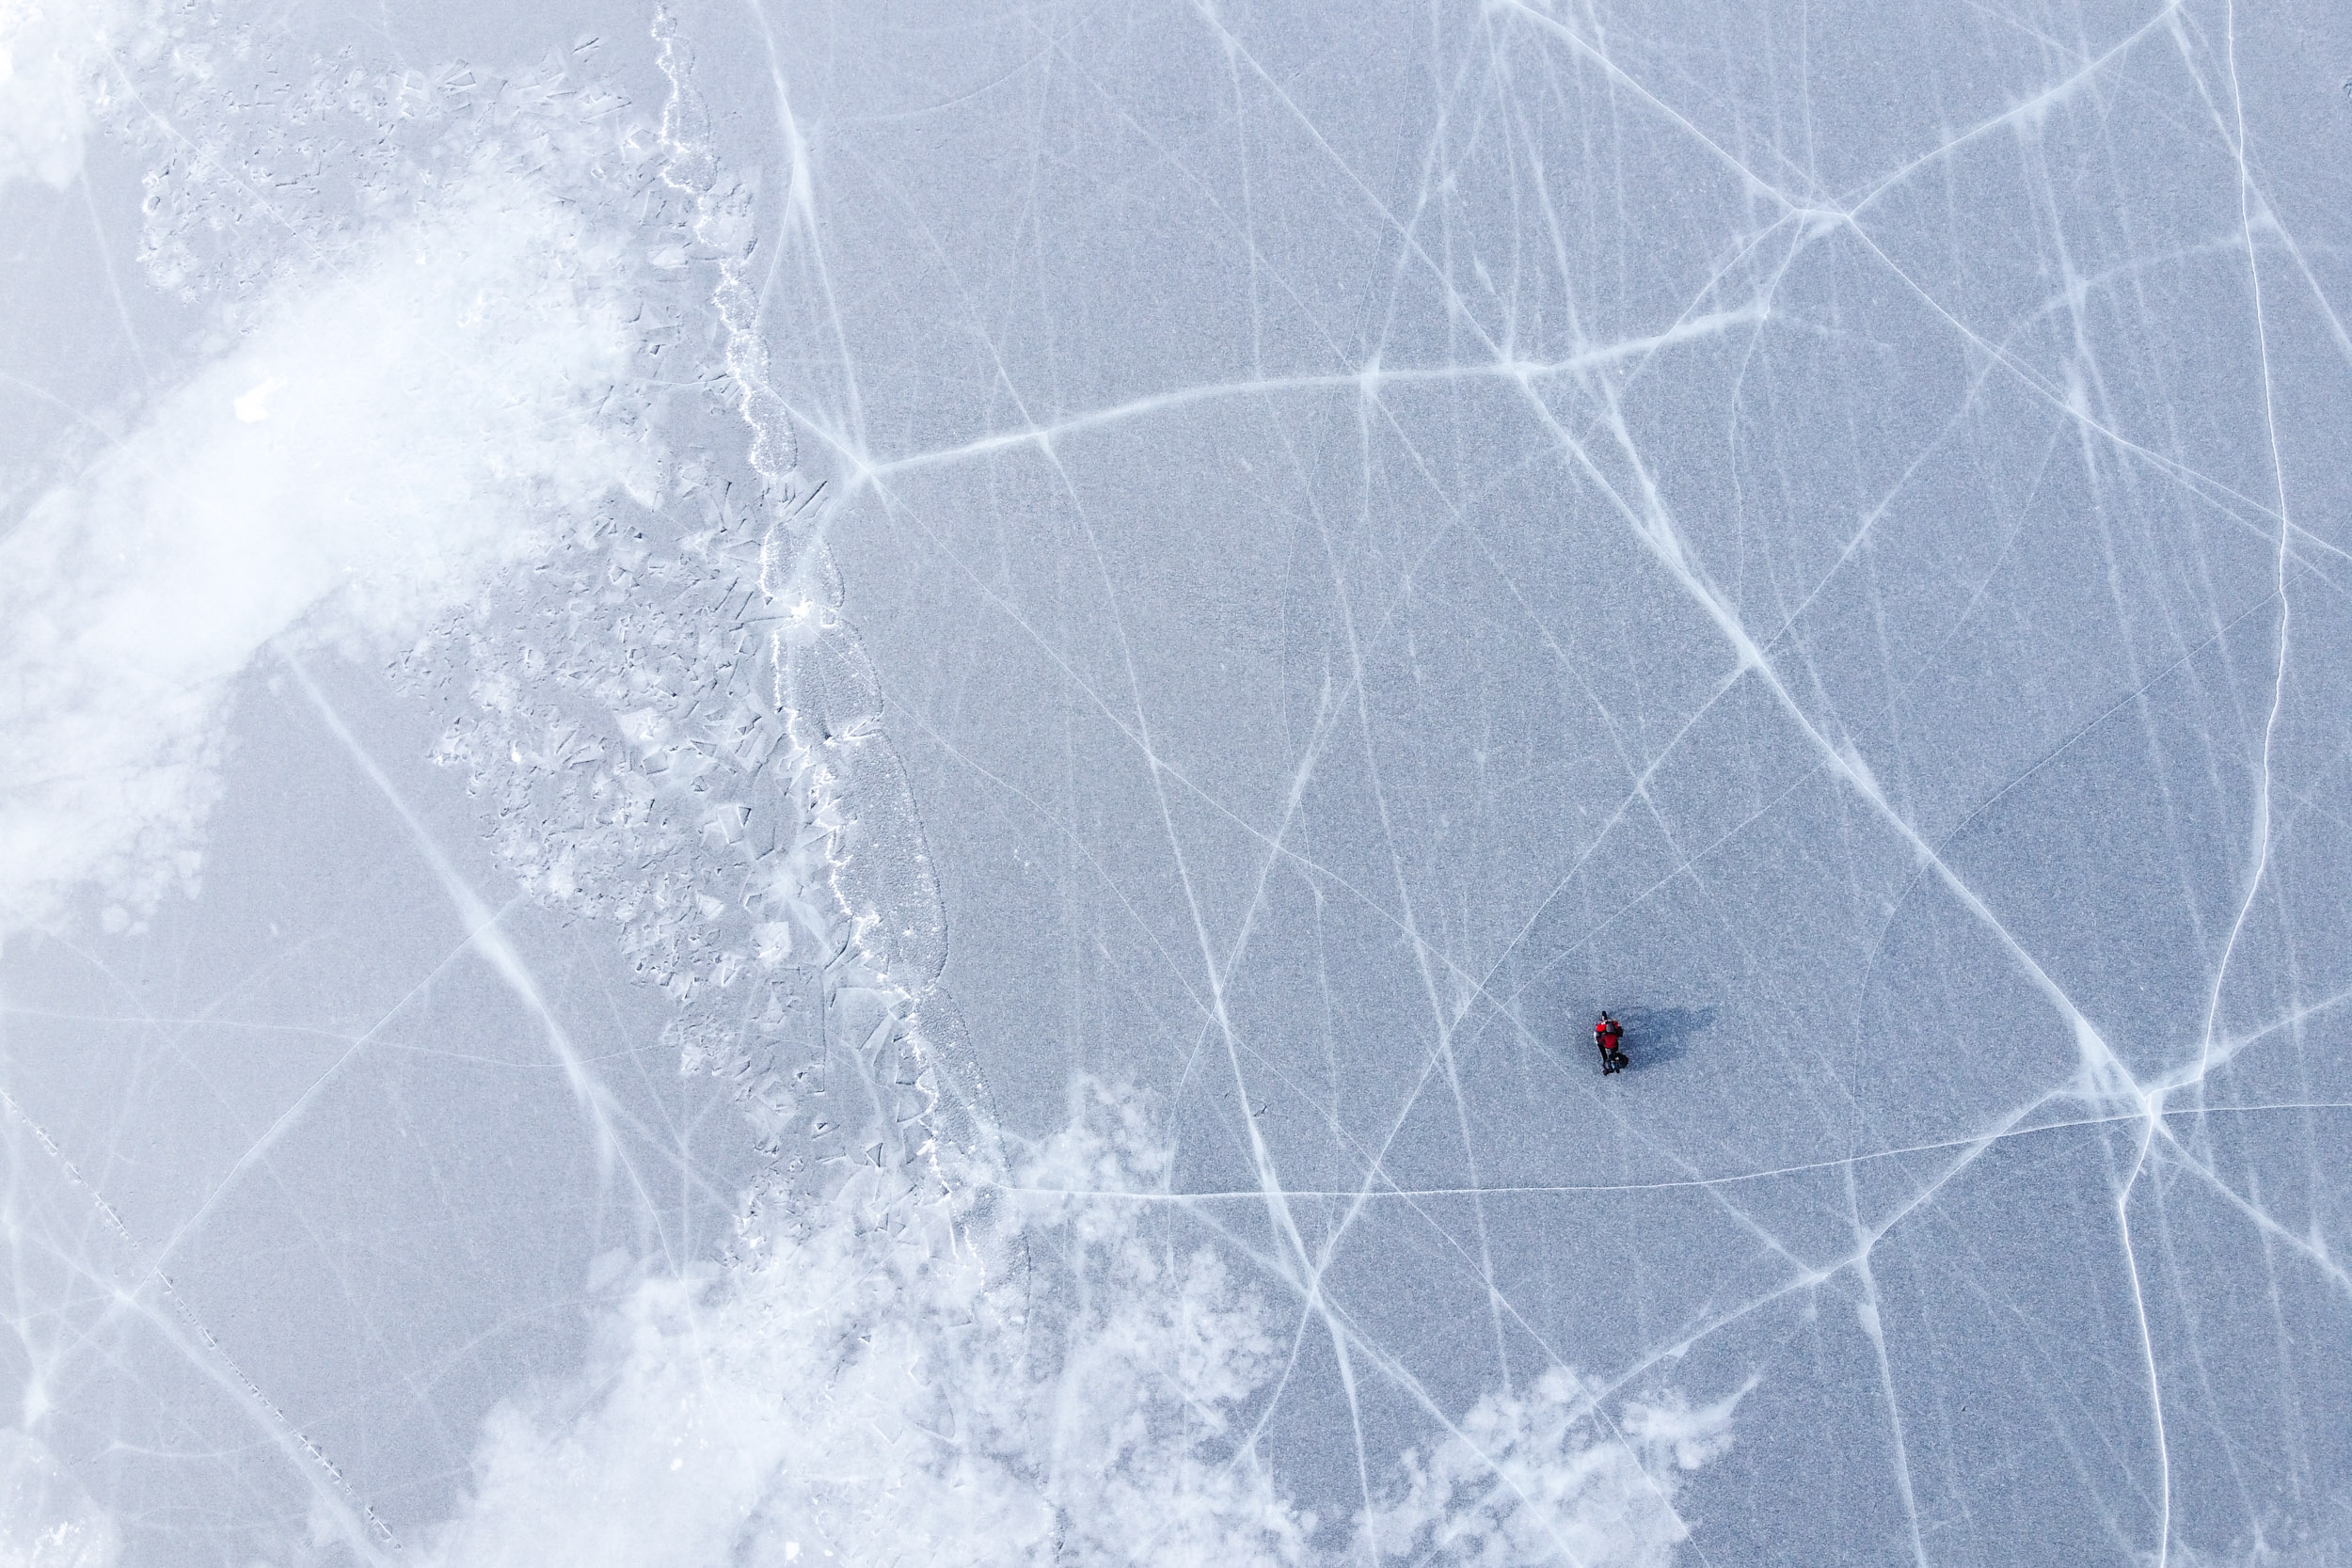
xmin=1596 ymin=1021 xmax=1623 ymax=1050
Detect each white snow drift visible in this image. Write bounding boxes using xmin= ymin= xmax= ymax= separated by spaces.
xmin=0 ymin=166 xmax=657 ymax=936
xmin=0 ymin=1427 xmax=118 ymax=1568
xmin=0 ymin=0 xmax=124 ymax=193
xmin=421 ymin=1083 xmax=1738 ymax=1568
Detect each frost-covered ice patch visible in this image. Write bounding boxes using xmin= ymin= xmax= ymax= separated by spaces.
xmin=0 ymin=1427 xmax=119 ymax=1568
xmin=0 ymin=164 xmax=658 ymax=935
xmin=420 ymin=1089 xmax=1287 ymax=1567
xmin=1359 ymin=1368 xmax=1743 ymax=1568
xmin=0 ymin=20 xmax=679 ymax=939
xmin=407 ymin=14 xmax=961 ymax=1189
xmin=421 ymin=1082 xmax=1737 ymax=1568
xmin=0 ymin=0 xmax=128 ymax=192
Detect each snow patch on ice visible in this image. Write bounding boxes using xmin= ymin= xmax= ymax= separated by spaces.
xmin=0 ymin=160 xmax=658 ymax=937
xmin=418 ymin=1085 xmax=1301 ymax=1568
xmin=0 ymin=0 xmax=127 ymax=193
xmin=1360 ymin=1369 xmax=1745 ymax=1567
xmin=420 ymin=1081 xmax=1737 ymax=1568
xmin=0 ymin=1428 xmax=119 ymax=1568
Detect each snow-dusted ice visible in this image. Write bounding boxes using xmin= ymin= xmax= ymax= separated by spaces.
xmin=2 ymin=0 xmax=2348 ymax=1562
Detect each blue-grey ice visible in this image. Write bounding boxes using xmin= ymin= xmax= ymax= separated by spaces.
xmin=2 ymin=0 xmax=2347 ymax=1563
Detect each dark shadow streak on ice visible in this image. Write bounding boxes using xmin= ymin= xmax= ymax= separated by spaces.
xmin=1614 ymin=1004 xmax=1717 ymax=1074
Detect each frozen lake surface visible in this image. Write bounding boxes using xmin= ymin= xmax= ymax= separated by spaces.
xmin=3 ymin=1 xmax=2349 ymax=1563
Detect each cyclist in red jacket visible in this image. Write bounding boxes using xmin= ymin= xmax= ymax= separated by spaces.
xmin=1596 ymin=1012 xmax=1628 ymax=1075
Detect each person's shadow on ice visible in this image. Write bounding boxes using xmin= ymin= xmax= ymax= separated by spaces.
xmin=1613 ymin=1005 xmax=1715 ymax=1073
